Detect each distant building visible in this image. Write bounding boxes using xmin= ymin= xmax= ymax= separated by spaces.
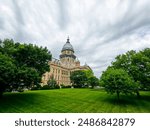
xmin=41 ymin=37 xmax=91 ymax=86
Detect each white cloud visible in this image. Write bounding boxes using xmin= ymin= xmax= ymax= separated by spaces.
xmin=0 ymin=0 xmax=150 ymax=77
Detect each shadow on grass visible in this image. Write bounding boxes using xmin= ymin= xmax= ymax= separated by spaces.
xmin=1 ymin=91 xmax=39 ymax=98
xmin=139 ymin=95 xmax=150 ymax=102
xmin=91 ymin=89 xmax=150 ymax=106
xmin=0 ymin=92 xmax=40 ymax=107
xmin=89 ymin=88 xmax=105 ymax=91
xmin=102 ymin=96 xmax=135 ymax=105
xmin=101 ymin=93 xmax=150 ymax=107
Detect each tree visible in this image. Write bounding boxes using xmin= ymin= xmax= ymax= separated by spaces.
xmin=70 ymin=70 xmax=88 ymax=88
xmin=13 ymin=66 xmax=40 ymax=89
xmin=88 ymin=76 xmax=99 ymax=88
xmin=0 ymin=39 xmax=15 ymax=57
xmin=82 ymin=69 xmax=94 ymax=79
xmin=0 ymin=53 xmax=16 ymax=97
xmin=13 ymin=43 xmax=51 ymax=76
xmin=138 ymin=48 xmax=150 ymax=90
xmin=0 ymin=39 xmax=52 ymax=95
xmin=14 ymin=43 xmax=51 ymax=89
xmin=112 ymin=48 xmax=150 ymax=91
xmin=100 ymin=68 xmax=138 ymax=100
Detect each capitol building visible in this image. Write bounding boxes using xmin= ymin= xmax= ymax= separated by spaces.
xmin=42 ymin=37 xmax=91 ymax=86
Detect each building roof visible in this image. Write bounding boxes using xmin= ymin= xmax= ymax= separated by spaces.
xmin=62 ymin=37 xmax=74 ymax=52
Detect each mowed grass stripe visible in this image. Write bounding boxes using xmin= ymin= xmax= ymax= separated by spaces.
xmin=0 ymin=89 xmax=150 ymax=113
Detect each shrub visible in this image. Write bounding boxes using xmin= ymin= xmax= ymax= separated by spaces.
xmin=61 ymin=85 xmax=71 ymax=89
xmin=41 ymin=85 xmax=50 ymax=90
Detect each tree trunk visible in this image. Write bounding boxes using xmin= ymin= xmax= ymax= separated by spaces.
xmin=117 ymin=91 xmax=119 ymax=100
xmin=136 ymin=91 xmax=140 ymax=99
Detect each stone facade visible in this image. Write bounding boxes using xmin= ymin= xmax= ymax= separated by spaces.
xmin=41 ymin=37 xmax=91 ymax=86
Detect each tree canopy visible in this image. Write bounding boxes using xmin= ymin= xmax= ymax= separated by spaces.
xmin=100 ymin=68 xmax=139 ymax=100
xmin=0 ymin=39 xmax=52 ymax=96
xmin=112 ymin=48 xmax=150 ymax=90
xmin=88 ymin=76 xmax=99 ymax=88
xmin=82 ymin=69 xmax=94 ymax=79
xmin=70 ymin=70 xmax=88 ymax=88
xmin=0 ymin=53 xmax=16 ymax=97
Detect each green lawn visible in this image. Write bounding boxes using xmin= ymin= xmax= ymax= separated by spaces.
xmin=0 ymin=88 xmax=150 ymax=113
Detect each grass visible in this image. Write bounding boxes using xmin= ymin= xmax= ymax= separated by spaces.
xmin=0 ymin=88 xmax=150 ymax=113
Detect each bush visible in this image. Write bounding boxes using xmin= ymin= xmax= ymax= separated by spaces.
xmin=60 ymin=84 xmax=72 ymax=89
xmin=17 ymin=87 xmax=24 ymax=92
xmin=31 ymin=84 xmax=42 ymax=90
xmin=31 ymin=87 xmax=40 ymax=90
xmin=40 ymin=84 xmax=60 ymax=90
xmin=65 ymin=85 xmax=72 ymax=88
xmin=41 ymin=85 xmax=50 ymax=90
xmin=60 ymin=84 xmax=65 ymax=88
xmin=51 ymin=84 xmax=59 ymax=89
xmin=47 ymin=77 xmax=60 ymax=89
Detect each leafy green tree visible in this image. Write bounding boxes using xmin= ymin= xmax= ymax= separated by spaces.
xmin=82 ymin=69 xmax=94 ymax=79
xmin=13 ymin=66 xmax=40 ymax=89
xmin=112 ymin=48 xmax=150 ymax=91
xmin=88 ymin=76 xmax=99 ymax=88
xmin=0 ymin=39 xmax=52 ymax=95
xmin=0 ymin=53 xmax=16 ymax=97
xmin=138 ymin=48 xmax=150 ymax=89
xmin=14 ymin=43 xmax=51 ymax=89
xmin=70 ymin=70 xmax=88 ymax=88
xmin=100 ymin=68 xmax=139 ymax=100
xmin=0 ymin=39 xmax=15 ymax=57
xmin=13 ymin=43 xmax=51 ymax=76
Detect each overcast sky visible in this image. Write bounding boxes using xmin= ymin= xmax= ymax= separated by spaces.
xmin=0 ymin=0 xmax=150 ymax=77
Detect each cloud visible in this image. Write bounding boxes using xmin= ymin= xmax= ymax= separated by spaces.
xmin=55 ymin=0 xmax=70 ymax=29
xmin=0 ymin=0 xmax=150 ymax=77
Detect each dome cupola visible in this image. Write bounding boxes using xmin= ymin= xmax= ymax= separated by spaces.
xmin=61 ymin=37 xmax=74 ymax=52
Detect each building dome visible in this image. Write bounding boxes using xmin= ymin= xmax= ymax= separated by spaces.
xmin=62 ymin=37 xmax=74 ymax=52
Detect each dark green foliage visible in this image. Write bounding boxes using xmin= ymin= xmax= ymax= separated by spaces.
xmin=100 ymin=68 xmax=139 ymax=100
xmin=0 ymin=39 xmax=52 ymax=96
xmin=82 ymin=69 xmax=94 ymax=79
xmin=31 ymin=84 xmax=42 ymax=90
xmin=0 ymin=53 xmax=16 ymax=96
xmin=13 ymin=43 xmax=51 ymax=76
xmin=139 ymin=48 xmax=150 ymax=90
xmin=60 ymin=84 xmax=65 ymax=88
xmin=88 ymin=76 xmax=99 ymax=88
xmin=60 ymin=84 xmax=72 ymax=88
xmin=70 ymin=70 xmax=98 ymax=88
xmin=13 ymin=66 xmax=41 ymax=89
xmin=41 ymin=85 xmax=51 ymax=90
xmin=112 ymin=48 xmax=150 ymax=91
xmin=17 ymin=87 xmax=24 ymax=92
xmin=70 ymin=70 xmax=88 ymax=88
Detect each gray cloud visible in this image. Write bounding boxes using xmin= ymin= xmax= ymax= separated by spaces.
xmin=55 ymin=0 xmax=69 ymax=30
xmin=13 ymin=0 xmax=25 ymax=40
xmin=0 ymin=0 xmax=150 ymax=77
xmin=0 ymin=18 xmax=4 ymax=29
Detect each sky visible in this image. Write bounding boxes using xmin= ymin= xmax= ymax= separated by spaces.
xmin=0 ymin=0 xmax=150 ymax=77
